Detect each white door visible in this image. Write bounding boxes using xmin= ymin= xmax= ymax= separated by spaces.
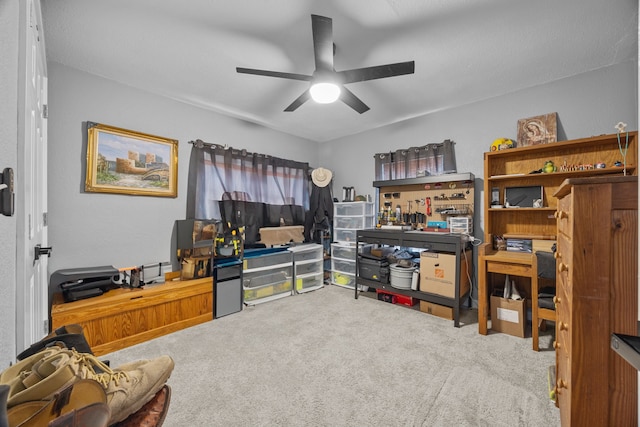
xmin=16 ymin=0 xmax=49 ymax=354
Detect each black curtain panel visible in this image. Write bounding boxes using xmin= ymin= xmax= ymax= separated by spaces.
xmin=186 ymin=140 xmax=309 ymax=243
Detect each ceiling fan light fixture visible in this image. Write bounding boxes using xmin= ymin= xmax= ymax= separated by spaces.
xmin=309 ymin=82 xmax=341 ymax=104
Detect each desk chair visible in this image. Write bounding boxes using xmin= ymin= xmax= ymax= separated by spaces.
xmin=531 ymin=250 xmax=557 ymax=351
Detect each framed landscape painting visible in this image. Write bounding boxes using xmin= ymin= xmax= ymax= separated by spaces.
xmin=85 ymin=122 xmax=178 ymax=197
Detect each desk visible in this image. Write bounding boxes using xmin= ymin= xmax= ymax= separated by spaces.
xmin=356 ymin=229 xmax=471 ymax=327
xmin=478 ymin=244 xmax=537 ymax=341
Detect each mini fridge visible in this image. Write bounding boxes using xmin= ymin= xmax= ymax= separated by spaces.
xmin=213 ymin=258 xmax=242 ymax=318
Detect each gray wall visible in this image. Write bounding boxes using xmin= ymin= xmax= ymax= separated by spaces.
xmin=320 ymin=61 xmax=638 ymax=235
xmin=0 ymin=0 xmax=20 ymax=367
xmin=47 ymin=62 xmax=319 ymax=274
xmin=318 ymin=61 xmax=638 ymax=305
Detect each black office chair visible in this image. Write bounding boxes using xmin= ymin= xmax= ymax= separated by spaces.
xmin=531 ymin=248 xmax=557 ymax=351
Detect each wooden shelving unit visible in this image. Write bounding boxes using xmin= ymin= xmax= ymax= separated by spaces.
xmin=483 ymin=132 xmax=637 ymax=243
xmin=478 ymin=131 xmax=638 ymax=338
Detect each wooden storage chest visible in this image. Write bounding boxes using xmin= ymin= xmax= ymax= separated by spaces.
xmin=51 ymin=277 xmax=213 ymax=356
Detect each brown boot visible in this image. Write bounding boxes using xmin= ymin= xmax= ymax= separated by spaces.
xmin=7 ymin=379 xmax=107 ymax=427
xmin=48 ymin=402 xmax=110 ymax=427
xmin=1 ymin=384 xmax=8 ymax=427
xmin=113 ymin=385 xmax=171 ymax=427
xmin=17 ymin=325 xmax=93 ymax=361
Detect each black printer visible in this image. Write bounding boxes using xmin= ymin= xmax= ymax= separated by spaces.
xmin=49 ymin=265 xmax=121 ymax=303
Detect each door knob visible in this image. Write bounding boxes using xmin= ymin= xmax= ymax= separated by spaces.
xmin=34 ymin=244 xmax=52 ymax=264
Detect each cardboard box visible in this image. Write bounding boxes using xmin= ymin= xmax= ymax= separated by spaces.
xmin=532 ymin=239 xmax=556 ymax=253
xmin=490 ymin=295 xmax=526 ymax=338
xmin=419 ymin=250 xmax=470 ymax=298
xmin=180 ymin=256 xmax=211 ymax=281
xmin=419 ymin=301 xmax=454 ymax=320
xmin=258 ymin=226 xmax=304 ymax=247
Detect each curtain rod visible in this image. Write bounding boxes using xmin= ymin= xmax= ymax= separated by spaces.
xmin=188 ymin=139 xmax=228 ymax=150
xmin=188 ymin=139 xmax=311 ymax=169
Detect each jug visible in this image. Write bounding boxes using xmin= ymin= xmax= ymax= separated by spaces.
xmin=342 ymin=187 xmax=354 ymax=202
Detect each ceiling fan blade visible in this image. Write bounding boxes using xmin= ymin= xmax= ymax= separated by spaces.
xmin=340 ymin=86 xmax=370 ymax=114
xmin=236 ymin=67 xmax=312 ymax=82
xmin=311 ymin=14 xmax=334 ymax=71
xmin=338 ymin=61 xmax=415 ymax=84
xmin=284 ymin=90 xmax=311 ymax=112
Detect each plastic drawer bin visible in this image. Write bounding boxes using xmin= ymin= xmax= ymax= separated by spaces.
xmin=331 ymin=271 xmax=355 ymax=288
xmin=331 ymin=243 xmax=356 ymax=260
xmin=289 ymin=244 xmax=323 ymax=262
xmin=243 ymin=249 xmax=291 ymax=270
xmin=357 ymin=257 xmax=390 ymax=283
xmin=332 ymin=258 xmax=355 ymax=275
xmin=335 ymin=216 xmax=375 ymax=229
xmin=335 ymin=202 xmax=374 ymax=216
xmin=295 ymin=261 xmax=323 ymax=276
xmin=331 ymin=271 xmax=368 ymax=291
xmin=244 ymin=280 xmax=292 ymax=302
xmin=243 ymin=268 xmax=292 ymax=289
xmin=295 ymin=272 xmax=324 ymax=292
xmin=334 ymin=229 xmax=357 ymax=243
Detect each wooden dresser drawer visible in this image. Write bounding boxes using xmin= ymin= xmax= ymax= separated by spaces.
xmin=553 ymin=176 xmax=638 ymax=426
xmin=555 ymin=349 xmax=572 ymax=426
xmin=554 ymin=285 xmax=571 ymax=357
xmin=556 ymin=196 xmax=571 ymax=235
xmin=555 ymin=238 xmax=571 ymax=292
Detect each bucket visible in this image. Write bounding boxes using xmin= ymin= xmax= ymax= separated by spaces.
xmin=390 ymin=264 xmax=415 ymax=290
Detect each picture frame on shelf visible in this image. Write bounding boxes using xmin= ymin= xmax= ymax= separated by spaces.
xmin=517 ymin=112 xmax=557 ymax=147
xmin=85 ymin=122 xmax=178 ymax=197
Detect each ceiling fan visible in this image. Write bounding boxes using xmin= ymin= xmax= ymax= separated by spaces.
xmin=236 ymin=14 xmax=415 ymax=114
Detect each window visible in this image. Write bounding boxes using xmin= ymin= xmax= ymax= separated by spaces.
xmin=186 ymin=141 xmax=309 ymax=244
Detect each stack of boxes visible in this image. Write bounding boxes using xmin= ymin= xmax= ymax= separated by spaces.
xmin=418 ymin=250 xmax=471 ymax=319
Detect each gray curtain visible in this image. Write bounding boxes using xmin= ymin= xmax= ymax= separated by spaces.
xmin=186 ymin=140 xmax=309 ymax=244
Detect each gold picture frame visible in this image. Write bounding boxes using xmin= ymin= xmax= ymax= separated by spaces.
xmin=85 ymin=122 xmax=178 ymax=197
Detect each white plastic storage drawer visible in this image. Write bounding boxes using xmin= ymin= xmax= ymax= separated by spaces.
xmin=331 ymin=243 xmax=356 ymax=261
xmin=295 ymin=260 xmax=323 ymax=276
xmin=334 ymin=229 xmax=357 ymax=243
xmin=334 ymin=202 xmax=374 ymax=216
xmin=289 ymin=244 xmax=323 ymax=262
xmin=243 ymin=280 xmax=292 ymax=303
xmin=331 ymin=271 xmax=356 ymax=288
xmin=334 ymin=215 xmax=376 ymax=230
xmin=243 ymin=265 xmax=293 ymax=303
xmin=332 ymin=258 xmax=356 ymax=275
xmin=331 ymin=271 xmax=368 ymax=291
xmin=243 ymin=250 xmax=291 ymax=270
xmin=295 ymin=272 xmax=324 ymax=293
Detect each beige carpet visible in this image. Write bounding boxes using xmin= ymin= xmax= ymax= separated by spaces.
xmin=107 ymin=285 xmax=560 ymax=426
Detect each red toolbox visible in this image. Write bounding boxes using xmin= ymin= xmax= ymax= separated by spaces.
xmin=376 ymin=289 xmax=418 ymax=307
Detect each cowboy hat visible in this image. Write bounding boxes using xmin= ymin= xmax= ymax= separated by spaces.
xmin=311 ymin=167 xmax=332 ymax=187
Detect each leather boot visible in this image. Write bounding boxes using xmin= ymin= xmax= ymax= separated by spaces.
xmin=113 ymin=385 xmax=171 ymax=427
xmin=17 ymin=325 xmax=92 ymax=361
xmin=0 ymin=384 xmax=9 ymax=427
xmin=48 ymin=402 xmax=110 ymax=427
xmin=7 ymin=379 xmax=107 ymax=427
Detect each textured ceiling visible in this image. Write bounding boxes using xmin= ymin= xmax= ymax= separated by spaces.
xmin=41 ymin=0 xmax=638 ymax=142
